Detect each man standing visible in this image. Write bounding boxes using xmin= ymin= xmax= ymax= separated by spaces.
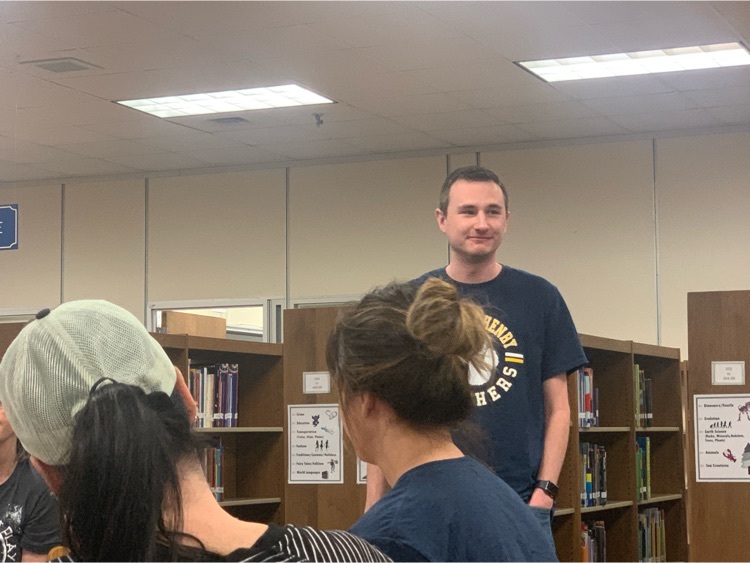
xmin=366 ymin=166 xmax=587 ymax=538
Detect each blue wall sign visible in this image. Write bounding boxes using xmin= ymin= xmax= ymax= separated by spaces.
xmin=0 ymin=204 xmax=19 ymax=251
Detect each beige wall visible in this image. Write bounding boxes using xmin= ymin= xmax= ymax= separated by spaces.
xmin=482 ymin=141 xmax=658 ymax=344
xmin=148 ymin=169 xmax=287 ymax=302
xmin=0 ymin=184 xmax=62 ymax=310
xmin=63 ymin=179 xmax=146 ymax=319
xmin=656 ymin=131 xmax=750 ymax=355
xmin=288 ymin=157 xmax=447 ymax=298
xmin=2 ymin=133 xmax=750 ymax=358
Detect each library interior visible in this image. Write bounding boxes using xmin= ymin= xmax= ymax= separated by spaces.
xmin=1 ymin=2 xmax=750 ymax=561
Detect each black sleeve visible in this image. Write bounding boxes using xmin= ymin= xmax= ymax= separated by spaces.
xmin=20 ymin=468 xmax=62 ymax=556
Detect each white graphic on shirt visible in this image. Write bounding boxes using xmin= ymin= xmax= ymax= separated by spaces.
xmin=0 ymin=505 xmax=23 ymax=562
xmin=471 ymin=315 xmax=525 ymax=407
xmin=468 ymin=345 xmax=498 ymax=386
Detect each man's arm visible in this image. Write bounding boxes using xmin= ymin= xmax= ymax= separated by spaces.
xmin=364 ymin=463 xmax=391 ymax=512
xmin=528 ymin=373 xmax=570 ymax=508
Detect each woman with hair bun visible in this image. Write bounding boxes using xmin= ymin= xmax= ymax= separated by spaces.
xmin=327 ymin=278 xmax=558 ymax=562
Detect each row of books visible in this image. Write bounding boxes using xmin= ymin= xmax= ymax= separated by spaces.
xmin=200 ymin=438 xmax=225 ymax=501
xmin=638 ymin=507 xmax=667 ymax=562
xmin=576 ymin=367 xmax=600 ymax=428
xmin=188 ymin=363 xmax=240 ymax=428
xmin=581 ymin=520 xmax=606 ymax=562
xmin=634 ymin=364 xmax=654 ymax=427
xmin=581 ymin=442 xmax=608 ymax=507
xmin=636 ymin=436 xmax=652 ymax=501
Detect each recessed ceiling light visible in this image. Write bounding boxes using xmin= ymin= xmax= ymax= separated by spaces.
xmin=517 ymin=42 xmax=750 ymax=82
xmin=116 ymin=84 xmax=334 ymax=118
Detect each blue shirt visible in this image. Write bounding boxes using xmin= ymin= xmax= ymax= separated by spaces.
xmin=414 ymin=266 xmax=588 ymax=500
xmin=350 ymin=457 xmax=557 ymax=562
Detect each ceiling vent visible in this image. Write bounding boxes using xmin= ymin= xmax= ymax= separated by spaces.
xmin=20 ymin=57 xmax=102 ymax=73
xmin=209 ymin=117 xmax=250 ymax=125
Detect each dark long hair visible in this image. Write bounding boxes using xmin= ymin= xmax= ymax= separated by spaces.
xmin=58 ymin=380 xmax=206 ymax=561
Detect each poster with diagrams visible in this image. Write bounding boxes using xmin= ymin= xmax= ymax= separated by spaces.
xmin=694 ymin=394 xmax=750 ymax=482
xmin=288 ymin=404 xmax=343 ymax=484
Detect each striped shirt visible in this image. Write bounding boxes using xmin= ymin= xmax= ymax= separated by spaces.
xmin=237 ymin=524 xmax=392 ymax=562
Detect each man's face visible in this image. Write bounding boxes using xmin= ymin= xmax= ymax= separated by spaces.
xmin=436 ymin=179 xmax=509 ymax=263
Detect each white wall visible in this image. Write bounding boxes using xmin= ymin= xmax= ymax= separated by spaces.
xmin=482 ymin=141 xmax=658 ymax=344
xmin=2 ymin=132 xmax=750 ymax=358
xmin=656 ymin=131 xmax=750 ymax=355
xmin=63 ymin=179 xmax=145 ymax=319
xmin=0 ymin=184 xmax=61 ymax=311
xmin=288 ymin=157 xmax=447 ymax=298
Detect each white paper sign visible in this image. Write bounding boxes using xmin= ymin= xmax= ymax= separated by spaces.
xmin=288 ymin=404 xmax=343 ymax=484
xmin=694 ymin=394 xmax=750 ymax=482
xmin=303 ymin=371 xmax=331 ymax=394
xmin=712 ymin=361 xmax=745 ymax=386
xmin=356 ymin=458 xmax=367 ymax=484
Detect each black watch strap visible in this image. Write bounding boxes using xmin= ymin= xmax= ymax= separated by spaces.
xmin=535 ymin=479 xmax=559 ymax=500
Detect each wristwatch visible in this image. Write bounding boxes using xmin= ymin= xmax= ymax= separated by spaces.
xmin=535 ymin=480 xmax=559 ymax=500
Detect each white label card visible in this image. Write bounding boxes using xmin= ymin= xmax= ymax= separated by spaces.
xmin=712 ymin=361 xmax=745 ymax=386
xmin=303 ymin=371 xmax=331 ymax=394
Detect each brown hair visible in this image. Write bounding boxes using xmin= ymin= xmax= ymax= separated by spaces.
xmin=439 ymin=165 xmax=509 ymax=215
xmin=327 ymin=278 xmax=490 ymax=429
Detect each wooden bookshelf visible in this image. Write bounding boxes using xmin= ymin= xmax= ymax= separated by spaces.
xmin=554 ymin=334 xmax=688 ymax=562
xmin=151 ymin=333 xmax=285 ymax=524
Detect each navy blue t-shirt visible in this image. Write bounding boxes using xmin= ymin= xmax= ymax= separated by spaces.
xmin=414 ymin=266 xmax=587 ymax=501
xmin=349 ymin=457 xmax=557 ymax=562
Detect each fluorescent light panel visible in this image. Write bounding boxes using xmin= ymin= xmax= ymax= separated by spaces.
xmin=519 ymin=42 xmax=750 ymax=82
xmin=117 ymin=84 xmax=333 ymax=118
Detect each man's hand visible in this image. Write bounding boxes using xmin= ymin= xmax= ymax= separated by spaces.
xmin=528 ymin=487 xmax=555 ymax=510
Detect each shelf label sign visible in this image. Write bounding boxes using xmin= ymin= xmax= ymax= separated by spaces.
xmin=0 ymin=204 xmax=19 ymax=251
xmin=303 ymin=371 xmax=331 ymax=394
xmin=288 ymin=404 xmax=343 ymax=484
xmin=695 ymin=394 xmax=750 ymax=482
xmin=712 ymin=361 xmax=745 ymax=386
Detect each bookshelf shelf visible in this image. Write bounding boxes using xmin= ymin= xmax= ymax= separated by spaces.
xmin=194 ymin=427 xmax=284 ymax=434
xmin=554 ymin=507 xmax=576 ymax=516
xmin=638 ymin=494 xmax=683 ymax=506
xmin=554 ymin=335 xmax=688 ymax=562
xmin=581 ymin=500 xmax=633 ymax=514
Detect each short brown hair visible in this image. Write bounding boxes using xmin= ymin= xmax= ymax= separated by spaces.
xmin=439 ymin=165 xmax=509 ymax=215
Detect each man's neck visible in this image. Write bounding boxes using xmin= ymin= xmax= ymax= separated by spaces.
xmin=446 ymin=257 xmax=502 ymax=284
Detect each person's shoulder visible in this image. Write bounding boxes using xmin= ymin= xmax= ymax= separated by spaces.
xmin=411 ymin=267 xmax=448 ymax=286
xmin=502 ymin=265 xmax=554 ymax=286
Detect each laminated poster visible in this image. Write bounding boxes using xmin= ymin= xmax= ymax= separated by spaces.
xmin=288 ymin=404 xmax=343 ymax=484
xmin=694 ymin=394 xmax=750 ymax=482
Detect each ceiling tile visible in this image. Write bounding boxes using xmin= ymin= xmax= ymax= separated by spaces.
xmin=551 ymin=75 xmax=675 ymax=100
xmin=683 ymin=86 xmax=750 ymax=108
xmin=707 ymin=104 xmax=750 ymax=124
xmin=609 ymin=108 xmax=722 ymax=132
xmin=517 ymin=116 xmax=630 ymax=139
xmin=0 ymin=160 xmax=61 ymax=182
xmin=391 ymin=109 xmax=506 ymax=131
xmin=358 ymin=35 xmax=498 ymax=72
xmin=353 ymin=93 xmax=474 ymax=117
xmin=100 ymin=151 xmax=208 ymax=172
xmin=259 ymin=139 xmax=364 ymax=160
xmin=582 ymin=92 xmax=699 ymax=116
xmin=348 ymin=132 xmax=452 ymax=152
xmin=428 ymin=125 xmax=539 ymax=146
xmin=38 ymin=157 xmax=138 ymax=176
xmin=184 ymin=145 xmax=288 ymax=166
xmin=55 ymin=139 xmax=164 ymax=159
xmin=136 ymin=132 xmax=245 ymax=153
xmin=485 ymin=101 xmax=600 ymax=123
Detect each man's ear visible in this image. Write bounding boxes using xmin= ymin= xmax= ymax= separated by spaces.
xmin=30 ymin=457 xmax=63 ymax=494
xmin=435 ymin=208 xmax=447 ymax=233
xmin=174 ymin=367 xmax=197 ymax=422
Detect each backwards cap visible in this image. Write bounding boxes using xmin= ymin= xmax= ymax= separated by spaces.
xmin=0 ymin=300 xmax=176 ymax=466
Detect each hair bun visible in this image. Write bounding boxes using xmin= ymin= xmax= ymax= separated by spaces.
xmin=406 ymin=278 xmax=488 ymax=363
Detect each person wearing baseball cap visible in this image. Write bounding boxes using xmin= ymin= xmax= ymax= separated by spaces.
xmin=0 ymin=300 xmax=390 ymax=562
